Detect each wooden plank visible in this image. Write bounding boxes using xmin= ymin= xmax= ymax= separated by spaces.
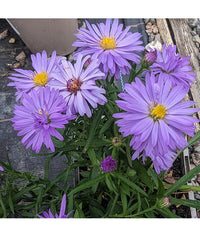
xmin=156 ymin=19 xmax=174 ymax=45
xmin=168 ymin=19 xmax=200 ymax=119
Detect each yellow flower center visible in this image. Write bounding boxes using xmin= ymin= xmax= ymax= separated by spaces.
xmin=150 ymin=105 xmax=166 ymax=120
xmin=67 ymin=78 xmax=82 ymax=94
xmin=38 ymin=109 xmax=43 ymax=115
xmin=100 ymin=36 xmax=116 ymax=50
xmin=33 ymin=72 xmax=48 ymax=86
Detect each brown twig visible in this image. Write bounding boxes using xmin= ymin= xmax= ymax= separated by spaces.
xmin=0 ymin=118 xmax=11 ymax=123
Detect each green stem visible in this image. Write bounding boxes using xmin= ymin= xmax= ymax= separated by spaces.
xmin=109 ymin=194 xmax=119 ymax=216
xmin=124 ymin=203 xmax=157 ymax=218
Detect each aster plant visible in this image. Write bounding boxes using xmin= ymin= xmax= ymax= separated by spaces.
xmin=3 ymin=19 xmax=200 ymax=219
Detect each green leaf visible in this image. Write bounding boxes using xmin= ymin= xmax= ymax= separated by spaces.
xmin=83 ymin=109 xmax=103 ymax=152
xmin=114 ymin=173 xmax=148 ymax=197
xmin=120 ymin=183 xmax=130 ymax=196
xmin=0 ymin=194 xmax=7 ymax=218
xmin=132 ymin=160 xmax=153 ymax=191
xmin=68 ymin=175 xmax=105 ymax=196
xmin=157 ymin=178 xmax=165 ymax=198
xmin=74 ymin=202 xmax=85 ymax=218
xmin=105 ymin=174 xmax=118 ymax=194
xmin=147 ymin=168 xmax=159 ymax=188
xmin=165 ymin=164 xmax=200 ymax=196
xmin=170 ymin=196 xmax=200 ymax=210
xmin=8 ymin=191 xmax=14 ymax=214
xmin=35 ymin=186 xmax=44 ymax=214
xmin=68 ymin=194 xmax=74 ymax=212
xmin=121 ymin=193 xmax=128 ymax=215
xmin=99 ymin=118 xmax=115 ymax=137
xmin=177 ymin=130 xmax=200 ymax=156
xmin=87 ymin=149 xmax=99 ymax=166
xmin=156 ymin=208 xmax=180 ymax=218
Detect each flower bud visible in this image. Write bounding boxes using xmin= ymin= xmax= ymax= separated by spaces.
xmin=158 ymin=197 xmax=171 ymax=209
xmin=144 ymin=50 xmax=157 ymax=66
xmin=100 ymin=156 xmax=117 ymax=172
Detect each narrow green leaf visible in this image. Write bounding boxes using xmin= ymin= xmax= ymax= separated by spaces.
xmin=83 ymin=109 xmax=103 ymax=152
xmin=157 ymin=178 xmax=165 ymax=198
xmin=87 ymin=149 xmax=99 ymax=166
xmin=68 ymin=175 xmax=104 ymax=196
xmin=105 ymin=174 xmax=118 ymax=193
xmin=8 ymin=191 xmax=14 ymax=214
xmin=156 ymin=208 xmax=180 ymax=218
xmin=99 ymin=118 xmax=114 ymax=137
xmin=127 ymin=202 xmax=139 ymax=215
xmin=74 ymin=202 xmax=84 ymax=218
xmin=68 ymin=194 xmax=74 ymax=212
xmin=114 ymin=173 xmax=148 ymax=197
xmin=177 ymin=130 xmax=200 ymax=156
xmin=132 ymin=160 xmax=153 ymax=191
xmin=165 ymin=164 xmax=200 ymax=196
xmin=120 ymin=183 xmax=130 ymax=196
xmin=0 ymin=194 xmax=7 ymax=218
xmin=170 ymin=196 xmax=200 ymax=210
xmin=35 ymin=186 xmax=44 ymax=214
xmin=121 ymin=193 xmax=128 ymax=215
xmin=148 ymin=168 xmax=159 ymax=188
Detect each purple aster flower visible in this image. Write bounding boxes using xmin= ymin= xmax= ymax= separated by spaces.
xmin=0 ymin=166 xmax=4 ymax=172
xmin=8 ymin=50 xmax=60 ymax=100
xmin=150 ymin=43 xmax=195 ymax=88
xmin=72 ymin=19 xmax=144 ymax=79
xmin=37 ymin=194 xmax=73 ymax=218
xmin=11 ymin=87 xmax=76 ymax=153
xmin=49 ymin=54 xmax=107 ymax=117
xmin=100 ymin=156 xmax=117 ymax=172
xmin=113 ymin=73 xmax=199 ymax=173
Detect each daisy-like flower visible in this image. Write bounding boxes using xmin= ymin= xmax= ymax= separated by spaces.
xmin=100 ymin=156 xmax=117 ymax=172
xmin=113 ymin=73 xmax=199 ymax=173
xmin=0 ymin=166 xmax=4 ymax=172
xmin=49 ymin=54 xmax=107 ymax=117
xmin=72 ymin=19 xmax=144 ymax=79
xmin=150 ymin=43 xmax=195 ymax=88
xmin=11 ymin=87 xmax=76 ymax=153
xmin=37 ymin=194 xmax=73 ymax=218
xmin=8 ymin=50 xmax=60 ymax=100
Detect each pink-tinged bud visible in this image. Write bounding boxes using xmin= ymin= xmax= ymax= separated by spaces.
xmin=83 ymin=57 xmax=92 ymax=69
xmin=158 ymin=197 xmax=171 ymax=208
xmin=144 ymin=50 xmax=157 ymax=65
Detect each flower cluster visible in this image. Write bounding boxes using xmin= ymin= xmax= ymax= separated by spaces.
xmin=8 ymin=19 xmax=199 ymax=176
xmin=9 ymin=50 xmax=108 ymax=152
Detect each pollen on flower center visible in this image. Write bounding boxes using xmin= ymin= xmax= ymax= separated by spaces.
xmin=150 ymin=105 xmax=166 ymax=120
xmin=100 ymin=36 xmax=116 ymax=50
xmin=33 ymin=72 xmax=48 ymax=86
xmin=67 ymin=78 xmax=82 ymax=94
